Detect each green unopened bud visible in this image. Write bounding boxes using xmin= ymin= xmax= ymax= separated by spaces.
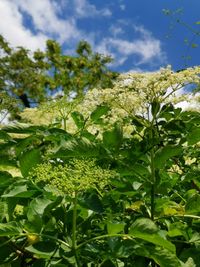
xmin=29 ymin=159 xmax=116 ymax=195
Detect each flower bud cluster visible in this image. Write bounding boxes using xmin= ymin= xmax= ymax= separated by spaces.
xmin=29 ymin=159 xmax=116 ymax=195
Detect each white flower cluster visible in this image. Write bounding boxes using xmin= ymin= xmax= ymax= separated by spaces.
xmin=20 ymin=65 xmax=200 ymax=137
xmin=117 ymin=65 xmax=200 ymax=104
xmin=78 ymin=65 xmax=200 ymax=135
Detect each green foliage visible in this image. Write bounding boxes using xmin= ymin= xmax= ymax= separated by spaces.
xmin=0 ymin=34 xmax=117 ymax=117
xmin=0 ymin=36 xmax=200 ymax=266
xmin=0 ymin=98 xmax=199 ymax=266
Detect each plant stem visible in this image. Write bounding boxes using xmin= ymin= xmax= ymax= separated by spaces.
xmin=149 ymin=102 xmax=157 ymax=221
xmin=150 ymin=148 xmax=156 ymax=221
xmin=77 ymin=233 xmax=138 ymax=250
xmin=72 ymin=192 xmax=81 ymax=267
xmin=63 ymin=117 xmax=67 ymax=131
xmin=72 ymin=194 xmax=77 ymax=249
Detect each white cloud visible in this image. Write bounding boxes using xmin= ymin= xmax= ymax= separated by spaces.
xmin=0 ymin=0 xmax=111 ymax=52
xmin=0 ymin=0 xmax=47 ymax=50
xmin=119 ymin=4 xmax=126 ymax=11
xmin=174 ymin=90 xmax=200 ymax=111
xmin=14 ymin=0 xmax=82 ymax=43
xmin=109 ymin=25 xmax=124 ymax=37
xmin=96 ymin=25 xmax=166 ymax=67
xmin=0 ymin=0 xmax=165 ymax=70
xmin=109 ymin=38 xmax=161 ymax=61
xmin=73 ymin=0 xmax=112 ymax=17
xmin=164 ymin=85 xmax=200 ymax=111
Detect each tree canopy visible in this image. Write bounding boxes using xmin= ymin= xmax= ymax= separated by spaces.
xmin=0 ymin=35 xmax=118 ymax=114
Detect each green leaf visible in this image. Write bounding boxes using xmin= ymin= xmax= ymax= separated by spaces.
xmin=180 ymin=248 xmax=200 ymax=266
xmin=0 ymin=202 xmax=7 ymax=222
xmin=132 ymin=163 xmax=150 ymax=178
xmin=165 ymin=119 xmax=185 ymax=132
xmin=53 ymin=137 xmax=102 ymax=159
xmin=187 ymin=128 xmax=200 ymax=145
xmin=81 ymin=130 xmax=97 ymax=141
xmin=79 ymin=193 xmax=104 ymax=213
xmin=185 ymin=194 xmax=200 ymax=214
xmin=0 ymin=222 xmax=22 ymax=236
xmin=103 ymin=124 xmax=123 ymax=150
xmin=0 ymin=171 xmax=13 ymax=188
xmin=25 ymin=241 xmax=57 ymax=258
xmin=2 ymin=184 xmax=36 ymax=198
xmin=107 ymin=222 xmax=125 ymax=234
xmin=19 ymin=148 xmax=41 ymax=177
xmin=151 ymin=100 xmax=160 ymax=117
xmin=154 ymin=145 xmax=182 ymax=168
xmin=0 ymin=130 xmax=11 ymax=141
xmin=15 ymin=135 xmax=41 ymax=156
xmin=71 ymin=111 xmax=85 ymax=129
xmin=90 ymin=105 xmax=110 ymax=123
xmin=168 ymin=224 xmax=185 ymax=238
xmin=100 ymin=259 xmax=116 ymax=267
xmin=151 ymin=247 xmax=182 ymax=267
xmin=0 ymin=155 xmax=17 ymax=167
xmin=3 ymin=124 xmax=46 ymax=134
xmin=129 ymin=218 xmax=158 ymax=234
xmin=50 ymin=265 xmax=68 ymax=267
xmin=132 ymin=116 xmax=145 ymax=128
xmin=129 ymin=218 xmax=175 ymax=252
xmin=26 ymin=197 xmax=54 ymax=232
xmin=27 ymin=197 xmax=53 ymax=221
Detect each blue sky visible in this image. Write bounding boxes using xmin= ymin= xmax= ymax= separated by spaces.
xmin=0 ymin=0 xmax=200 ymax=73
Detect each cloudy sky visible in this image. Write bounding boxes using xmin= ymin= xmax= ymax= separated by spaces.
xmin=0 ymin=0 xmax=200 ymax=72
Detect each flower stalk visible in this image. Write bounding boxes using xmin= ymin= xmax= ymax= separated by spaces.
xmin=72 ymin=192 xmax=81 ymax=267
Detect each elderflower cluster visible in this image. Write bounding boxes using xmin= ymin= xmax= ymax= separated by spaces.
xmin=184 ymin=156 xmax=197 ymax=166
xmin=21 ymin=96 xmax=80 ymax=127
xmin=168 ymin=164 xmax=183 ymax=175
xmin=29 ymin=159 xmax=116 ymax=195
xmin=114 ymin=65 xmax=200 ymax=105
xmin=81 ymin=87 xmax=142 ymax=122
xmin=20 ymin=66 xmax=200 ymax=138
xmin=21 ymin=107 xmax=55 ymax=125
xmin=81 ymin=66 xmax=200 ymax=116
xmin=77 ymin=65 xmax=200 ymax=135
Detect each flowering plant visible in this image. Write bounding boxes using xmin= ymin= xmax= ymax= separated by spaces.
xmin=0 ymin=65 xmax=199 ymax=266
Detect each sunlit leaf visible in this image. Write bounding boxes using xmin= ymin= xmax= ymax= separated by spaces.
xmin=185 ymin=194 xmax=200 ymax=214
xmin=0 ymin=222 xmax=22 ymax=236
xmin=19 ymin=148 xmax=41 ymax=177
xmin=27 ymin=197 xmax=53 ymax=221
xmin=155 ymin=145 xmax=182 ymax=168
xmin=2 ymin=184 xmax=36 ymax=198
xmin=71 ymin=111 xmax=85 ymax=129
xmin=107 ymin=222 xmax=125 ymax=234
xmin=187 ymin=128 xmax=200 ymax=145
xmin=151 ymin=247 xmax=182 ymax=267
xmin=90 ymin=105 xmax=110 ymax=123
xmin=129 ymin=218 xmax=175 ymax=252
